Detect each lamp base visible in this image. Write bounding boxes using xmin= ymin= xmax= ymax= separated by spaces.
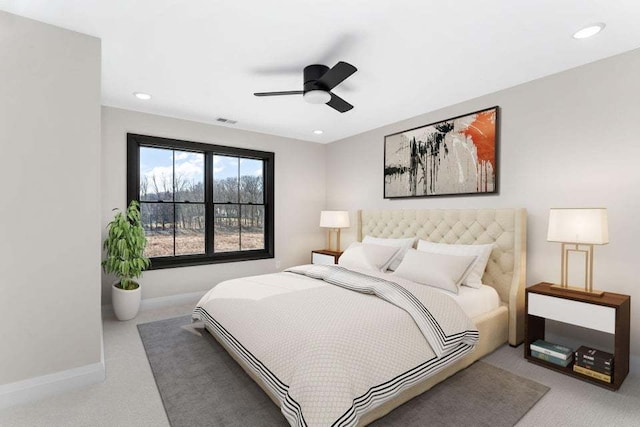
xmin=549 ymin=284 xmax=604 ymax=297
xmin=325 ymin=228 xmax=342 ymax=252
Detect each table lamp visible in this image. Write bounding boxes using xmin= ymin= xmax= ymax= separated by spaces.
xmin=547 ymin=208 xmax=609 ymax=296
xmin=320 ymin=211 xmax=350 ymax=251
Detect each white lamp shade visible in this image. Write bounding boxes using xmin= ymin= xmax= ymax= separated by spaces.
xmin=320 ymin=211 xmax=350 ymax=228
xmin=547 ymin=208 xmax=609 ymax=244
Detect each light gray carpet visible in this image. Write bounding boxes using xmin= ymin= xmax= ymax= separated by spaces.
xmin=138 ymin=316 xmax=548 ymax=427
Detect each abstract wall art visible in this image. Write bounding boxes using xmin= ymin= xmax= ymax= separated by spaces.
xmin=384 ymin=106 xmax=498 ymax=198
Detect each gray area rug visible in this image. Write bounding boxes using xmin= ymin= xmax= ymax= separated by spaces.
xmin=138 ymin=315 xmax=548 ymax=427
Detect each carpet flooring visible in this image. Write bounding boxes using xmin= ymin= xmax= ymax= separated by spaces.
xmin=138 ymin=315 xmax=548 ymax=426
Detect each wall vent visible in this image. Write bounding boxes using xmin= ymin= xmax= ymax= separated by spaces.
xmin=216 ymin=117 xmax=237 ymax=125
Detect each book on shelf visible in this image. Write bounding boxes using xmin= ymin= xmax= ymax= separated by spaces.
xmin=575 ymin=346 xmax=613 ymax=366
xmin=530 ymin=339 xmax=573 ymax=360
xmin=530 ymin=349 xmax=573 ymax=367
xmin=573 ymin=364 xmax=612 ymax=383
xmin=575 ymin=357 xmax=613 ymax=375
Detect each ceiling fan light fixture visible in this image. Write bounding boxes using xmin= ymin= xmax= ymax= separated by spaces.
xmin=254 ymin=61 xmax=356 ymax=112
xmin=304 ymin=90 xmax=331 ymax=105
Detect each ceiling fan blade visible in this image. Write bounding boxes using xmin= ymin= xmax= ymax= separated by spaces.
xmin=254 ymin=91 xmax=303 ymax=97
xmin=326 ymin=92 xmax=353 ymax=113
xmin=318 ymin=61 xmax=357 ymax=90
xmin=316 ymin=33 xmax=358 ymax=65
xmin=251 ymin=66 xmax=303 ymax=76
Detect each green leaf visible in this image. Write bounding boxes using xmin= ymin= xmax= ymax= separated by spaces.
xmin=102 ymin=200 xmax=149 ymax=283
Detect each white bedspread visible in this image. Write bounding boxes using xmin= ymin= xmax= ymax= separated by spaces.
xmin=193 ymin=265 xmax=479 ymax=426
xmin=361 ymin=269 xmax=501 ymax=319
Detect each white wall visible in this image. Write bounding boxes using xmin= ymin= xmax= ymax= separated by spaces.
xmin=0 ymin=12 xmax=103 ymax=385
xmin=101 ymin=107 xmax=326 ymax=303
xmin=326 ymin=48 xmax=640 ymax=359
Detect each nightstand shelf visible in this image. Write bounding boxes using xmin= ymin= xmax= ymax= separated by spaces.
xmin=525 ymin=282 xmax=630 ymax=390
xmin=311 ymin=249 xmax=342 ymax=265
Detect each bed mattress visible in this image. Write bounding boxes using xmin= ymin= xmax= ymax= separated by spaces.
xmin=193 ymin=265 xmax=480 ymax=427
xmin=443 ymin=284 xmax=500 ymax=318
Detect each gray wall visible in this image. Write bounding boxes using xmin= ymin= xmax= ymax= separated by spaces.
xmin=0 ymin=12 xmax=102 ymax=384
xmin=101 ymin=107 xmax=326 ymax=303
xmin=326 ymin=48 xmax=640 ymax=359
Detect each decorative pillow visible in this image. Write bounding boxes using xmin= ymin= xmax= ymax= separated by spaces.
xmin=416 ymin=240 xmax=494 ymax=289
xmin=392 ymin=249 xmax=477 ymax=294
xmin=338 ymin=242 xmax=400 ymax=272
xmin=362 ymin=236 xmax=416 ymax=271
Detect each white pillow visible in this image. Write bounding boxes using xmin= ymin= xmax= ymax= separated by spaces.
xmin=362 ymin=236 xmax=416 ymax=271
xmin=392 ymin=249 xmax=477 ymax=294
xmin=416 ymin=240 xmax=494 ymax=288
xmin=338 ymin=242 xmax=400 ymax=272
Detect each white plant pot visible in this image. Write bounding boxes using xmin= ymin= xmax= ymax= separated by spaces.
xmin=112 ymin=282 xmax=141 ymax=321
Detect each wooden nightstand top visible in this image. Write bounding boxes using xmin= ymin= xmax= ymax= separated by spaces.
xmin=527 ymin=282 xmax=630 ymax=308
xmin=312 ymin=249 xmax=344 ymax=257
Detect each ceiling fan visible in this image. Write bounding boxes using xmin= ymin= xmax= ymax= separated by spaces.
xmin=254 ymin=62 xmax=357 ymax=113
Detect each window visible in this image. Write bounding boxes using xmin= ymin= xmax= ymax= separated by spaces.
xmin=127 ymin=134 xmax=274 ymax=269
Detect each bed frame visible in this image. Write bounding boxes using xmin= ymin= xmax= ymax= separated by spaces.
xmin=206 ymin=208 xmax=527 ymax=426
xmin=354 ymin=208 xmax=527 ymax=424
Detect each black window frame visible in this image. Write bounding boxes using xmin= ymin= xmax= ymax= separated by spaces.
xmin=127 ymin=133 xmax=275 ymax=269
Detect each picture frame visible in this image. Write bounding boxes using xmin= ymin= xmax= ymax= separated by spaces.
xmin=383 ymin=106 xmax=499 ymax=199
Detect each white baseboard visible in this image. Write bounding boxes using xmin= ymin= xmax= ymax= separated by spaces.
xmin=102 ymin=290 xmax=206 ymax=317
xmin=0 ymin=361 xmax=105 ymax=410
xmin=3 ymin=291 xmax=202 ymax=410
xmin=140 ymin=290 xmax=206 ymax=310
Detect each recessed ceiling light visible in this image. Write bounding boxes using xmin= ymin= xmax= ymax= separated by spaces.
xmin=573 ymin=23 xmax=605 ymax=39
xmin=133 ymin=92 xmax=152 ymax=100
xmin=313 ymin=130 xmax=324 ymax=135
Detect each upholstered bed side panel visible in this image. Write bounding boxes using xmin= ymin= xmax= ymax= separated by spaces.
xmin=203 ymin=305 xmax=509 ymax=426
xmin=358 ymin=208 xmax=527 ymax=345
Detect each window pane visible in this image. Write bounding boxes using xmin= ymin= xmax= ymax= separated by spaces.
xmin=213 ymin=155 xmax=239 ymax=203
xmin=140 ymin=147 xmax=174 ymax=201
xmin=214 ymin=204 xmax=239 ymax=252
xmin=240 ymin=159 xmax=264 ymax=203
xmin=175 ymin=204 xmax=205 ymax=255
xmin=174 ymin=151 xmax=204 ymax=202
xmin=241 ymin=205 xmax=265 ymax=250
xmin=141 ymin=203 xmax=174 ymax=257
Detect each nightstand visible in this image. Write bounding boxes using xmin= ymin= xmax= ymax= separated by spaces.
xmin=525 ymin=282 xmax=630 ymax=390
xmin=311 ymin=249 xmax=342 ymax=265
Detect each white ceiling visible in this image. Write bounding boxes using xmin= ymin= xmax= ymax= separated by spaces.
xmin=2 ymin=1 xmax=640 ymax=143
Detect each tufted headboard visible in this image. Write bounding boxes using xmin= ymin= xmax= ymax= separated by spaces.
xmin=357 ymin=208 xmax=527 ymax=345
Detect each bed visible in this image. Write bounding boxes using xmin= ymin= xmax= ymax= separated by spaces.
xmin=193 ymin=208 xmax=527 ymax=426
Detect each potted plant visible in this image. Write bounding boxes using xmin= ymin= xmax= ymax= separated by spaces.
xmin=102 ymin=200 xmax=150 ymax=321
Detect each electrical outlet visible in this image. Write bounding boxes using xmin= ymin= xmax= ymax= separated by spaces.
xmin=275 ymin=260 xmax=282 ymax=269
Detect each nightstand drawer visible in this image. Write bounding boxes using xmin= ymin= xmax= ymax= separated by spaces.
xmin=528 ymin=293 xmax=615 ymax=333
xmin=312 ymin=252 xmax=337 ymax=265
